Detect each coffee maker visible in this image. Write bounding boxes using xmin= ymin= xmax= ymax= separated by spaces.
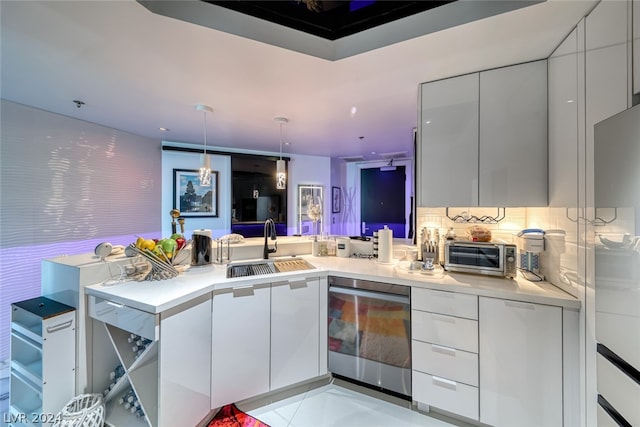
xmin=516 ymin=229 xmax=545 ymax=279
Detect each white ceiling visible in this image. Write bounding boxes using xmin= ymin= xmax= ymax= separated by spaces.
xmin=0 ymin=0 xmax=596 ymax=160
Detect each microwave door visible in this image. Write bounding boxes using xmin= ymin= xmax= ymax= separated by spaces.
xmin=449 ymin=245 xmax=502 ymax=270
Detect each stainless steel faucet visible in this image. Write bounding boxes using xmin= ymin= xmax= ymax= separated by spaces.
xmin=263 ymin=218 xmax=278 ymax=259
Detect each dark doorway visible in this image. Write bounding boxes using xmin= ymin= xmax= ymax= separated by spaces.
xmin=360 ymin=166 xmax=406 ymax=237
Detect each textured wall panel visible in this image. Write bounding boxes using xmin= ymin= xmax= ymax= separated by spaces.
xmin=0 ymin=100 xmax=162 ymax=360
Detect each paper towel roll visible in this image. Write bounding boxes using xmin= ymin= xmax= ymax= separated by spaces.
xmin=378 ymin=225 xmax=393 ymax=264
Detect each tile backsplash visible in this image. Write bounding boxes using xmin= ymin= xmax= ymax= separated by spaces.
xmin=416 ymin=207 xmax=527 ymax=243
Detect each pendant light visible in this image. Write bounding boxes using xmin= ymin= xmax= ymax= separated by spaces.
xmin=196 ymin=104 xmax=214 ymax=186
xmin=274 ymin=116 xmax=288 ymax=190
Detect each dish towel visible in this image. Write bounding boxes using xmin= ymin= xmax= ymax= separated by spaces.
xmin=206 ymin=404 xmax=270 ymax=427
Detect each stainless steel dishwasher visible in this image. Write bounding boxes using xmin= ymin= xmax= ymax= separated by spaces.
xmin=328 ymin=276 xmax=411 ymax=398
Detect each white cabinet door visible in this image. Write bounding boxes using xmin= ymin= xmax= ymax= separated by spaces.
xmin=211 ymin=284 xmax=270 ymax=409
xmin=549 ymin=27 xmax=580 ymax=208
xmin=479 ymin=60 xmax=548 ymax=207
xmin=418 ymin=73 xmax=479 ymax=207
xmin=159 ymin=294 xmax=212 ymax=427
xmin=586 ymin=0 xmax=630 ymax=140
xmin=479 ymin=297 xmax=563 ymax=427
xmin=270 ymin=277 xmax=321 ymax=390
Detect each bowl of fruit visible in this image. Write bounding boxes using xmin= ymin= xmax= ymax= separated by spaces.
xmin=127 ymin=234 xmax=191 ymax=281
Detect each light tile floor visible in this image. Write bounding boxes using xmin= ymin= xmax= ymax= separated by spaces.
xmin=247 ymin=383 xmax=461 ymax=427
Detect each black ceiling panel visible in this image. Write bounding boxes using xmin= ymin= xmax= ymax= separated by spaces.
xmin=206 ymin=1 xmax=455 ymax=40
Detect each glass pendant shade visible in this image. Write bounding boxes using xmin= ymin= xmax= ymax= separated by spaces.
xmin=274 ymin=116 xmax=289 ymax=190
xmin=276 ymin=159 xmax=286 ymax=190
xmin=199 ymin=153 xmax=211 ymax=186
xmin=196 ymin=104 xmax=214 ymax=186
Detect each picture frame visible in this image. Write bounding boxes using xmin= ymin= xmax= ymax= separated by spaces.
xmin=173 ymin=169 xmax=218 ymax=217
xmin=332 ymin=186 xmax=341 ymax=213
xmin=298 ymin=185 xmax=323 ymax=236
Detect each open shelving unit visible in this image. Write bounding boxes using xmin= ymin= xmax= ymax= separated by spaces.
xmin=9 ymin=296 xmax=76 ymax=427
xmin=92 ymin=320 xmax=159 ymax=427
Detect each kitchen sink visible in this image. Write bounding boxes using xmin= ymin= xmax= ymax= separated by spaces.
xmin=226 ymin=257 xmax=315 ymax=278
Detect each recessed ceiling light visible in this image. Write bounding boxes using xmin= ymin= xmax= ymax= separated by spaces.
xmin=567 ymin=99 xmax=575 ymax=103
xmin=159 ymin=127 xmax=170 ymax=132
xmin=350 ymin=106 xmax=357 ymax=117
xmin=371 ymin=151 xmax=377 ymax=155
xmin=359 ymin=136 xmax=365 ymax=141
xmin=425 ymin=120 xmax=431 ymax=124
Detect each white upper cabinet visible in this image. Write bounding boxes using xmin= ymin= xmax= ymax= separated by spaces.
xmin=418 ymin=73 xmax=479 ymax=207
xmin=479 ymin=60 xmax=548 ymax=207
xmin=418 ymin=61 xmax=547 ymax=207
xmin=586 ymin=0 xmax=630 ymax=131
xmin=548 ymin=27 xmax=580 ymax=208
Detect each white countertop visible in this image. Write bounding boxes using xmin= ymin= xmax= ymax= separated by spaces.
xmin=85 ymin=252 xmax=581 ymax=314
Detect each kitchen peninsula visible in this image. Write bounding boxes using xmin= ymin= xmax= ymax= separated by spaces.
xmin=43 ymin=236 xmax=580 ymax=427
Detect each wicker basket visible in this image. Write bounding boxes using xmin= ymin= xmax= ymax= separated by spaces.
xmin=53 ymin=393 xmax=105 ymax=427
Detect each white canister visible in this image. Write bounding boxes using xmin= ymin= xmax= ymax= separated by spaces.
xmin=336 ymin=238 xmax=351 ymax=258
xmin=378 ymin=225 xmax=393 ymax=263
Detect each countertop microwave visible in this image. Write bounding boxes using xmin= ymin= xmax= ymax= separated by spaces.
xmin=444 ymin=240 xmax=517 ymax=279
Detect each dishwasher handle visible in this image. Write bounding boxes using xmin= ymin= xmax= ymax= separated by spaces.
xmin=329 ymin=285 xmax=410 ymax=305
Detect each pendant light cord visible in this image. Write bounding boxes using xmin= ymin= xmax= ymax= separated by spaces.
xmin=203 ymin=110 xmax=207 ymax=155
xmin=279 ymin=122 xmax=283 ymax=160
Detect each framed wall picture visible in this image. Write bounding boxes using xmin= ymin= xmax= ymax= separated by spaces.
xmin=173 ymin=169 xmax=218 ymax=217
xmin=332 ymin=186 xmax=341 ymax=213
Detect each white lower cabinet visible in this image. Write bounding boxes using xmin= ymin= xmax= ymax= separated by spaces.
xmin=271 ymin=277 xmax=323 ymax=390
xmin=412 ymin=311 xmax=478 ymax=354
xmin=159 ymin=294 xmax=212 ymax=427
xmin=411 ymin=288 xmax=479 ymax=421
xmin=413 ymin=341 xmax=478 ymax=387
xmin=413 ymin=371 xmax=479 ymax=420
xmin=479 ymin=297 xmax=562 ymax=427
xmin=211 ymin=283 xmax=271 ymax=409
xmin=89 ymin=274 xmax=327 ymax=426
xmin=211 ymin=275 xmax=327 ymax=409
xmin=89 ymin=293 xmax=212 ymax=427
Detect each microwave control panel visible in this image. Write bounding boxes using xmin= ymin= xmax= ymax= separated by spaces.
xmin=505 ymin=245 xmax=517 ymax=278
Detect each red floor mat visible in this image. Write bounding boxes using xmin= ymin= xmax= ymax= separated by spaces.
xmin=206 ymin=404 xmax=270 ymax=427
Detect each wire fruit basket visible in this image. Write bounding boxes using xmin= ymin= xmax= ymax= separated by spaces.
xmin=126 ymin=243 xmax=188 ymax=281
xmin=53 ymin=393 xmax=105 ymax=427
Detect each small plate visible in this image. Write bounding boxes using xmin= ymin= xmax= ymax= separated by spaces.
xmin=396 ymin=260 xmax=444 ymax=277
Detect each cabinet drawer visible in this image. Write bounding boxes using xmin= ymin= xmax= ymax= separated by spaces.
xmin=597 ymin=403 xmax=625 ymax=427
xmin=597 ymin=353 xmax=640 ymax=426
xmin=88 ymin=296 xmax=158 ymax=341
xmin=413 ymin=340 xmax=478 ymax=387
xmin=413 ymin=371 xmax=479 ymax=420
xmin=412 ymin=288 xmax=478 ymax=320
xmin=596 ymin=311 xmax=640 ymax=369
xmin=412 ymin=310 xmax=478 ymax=353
